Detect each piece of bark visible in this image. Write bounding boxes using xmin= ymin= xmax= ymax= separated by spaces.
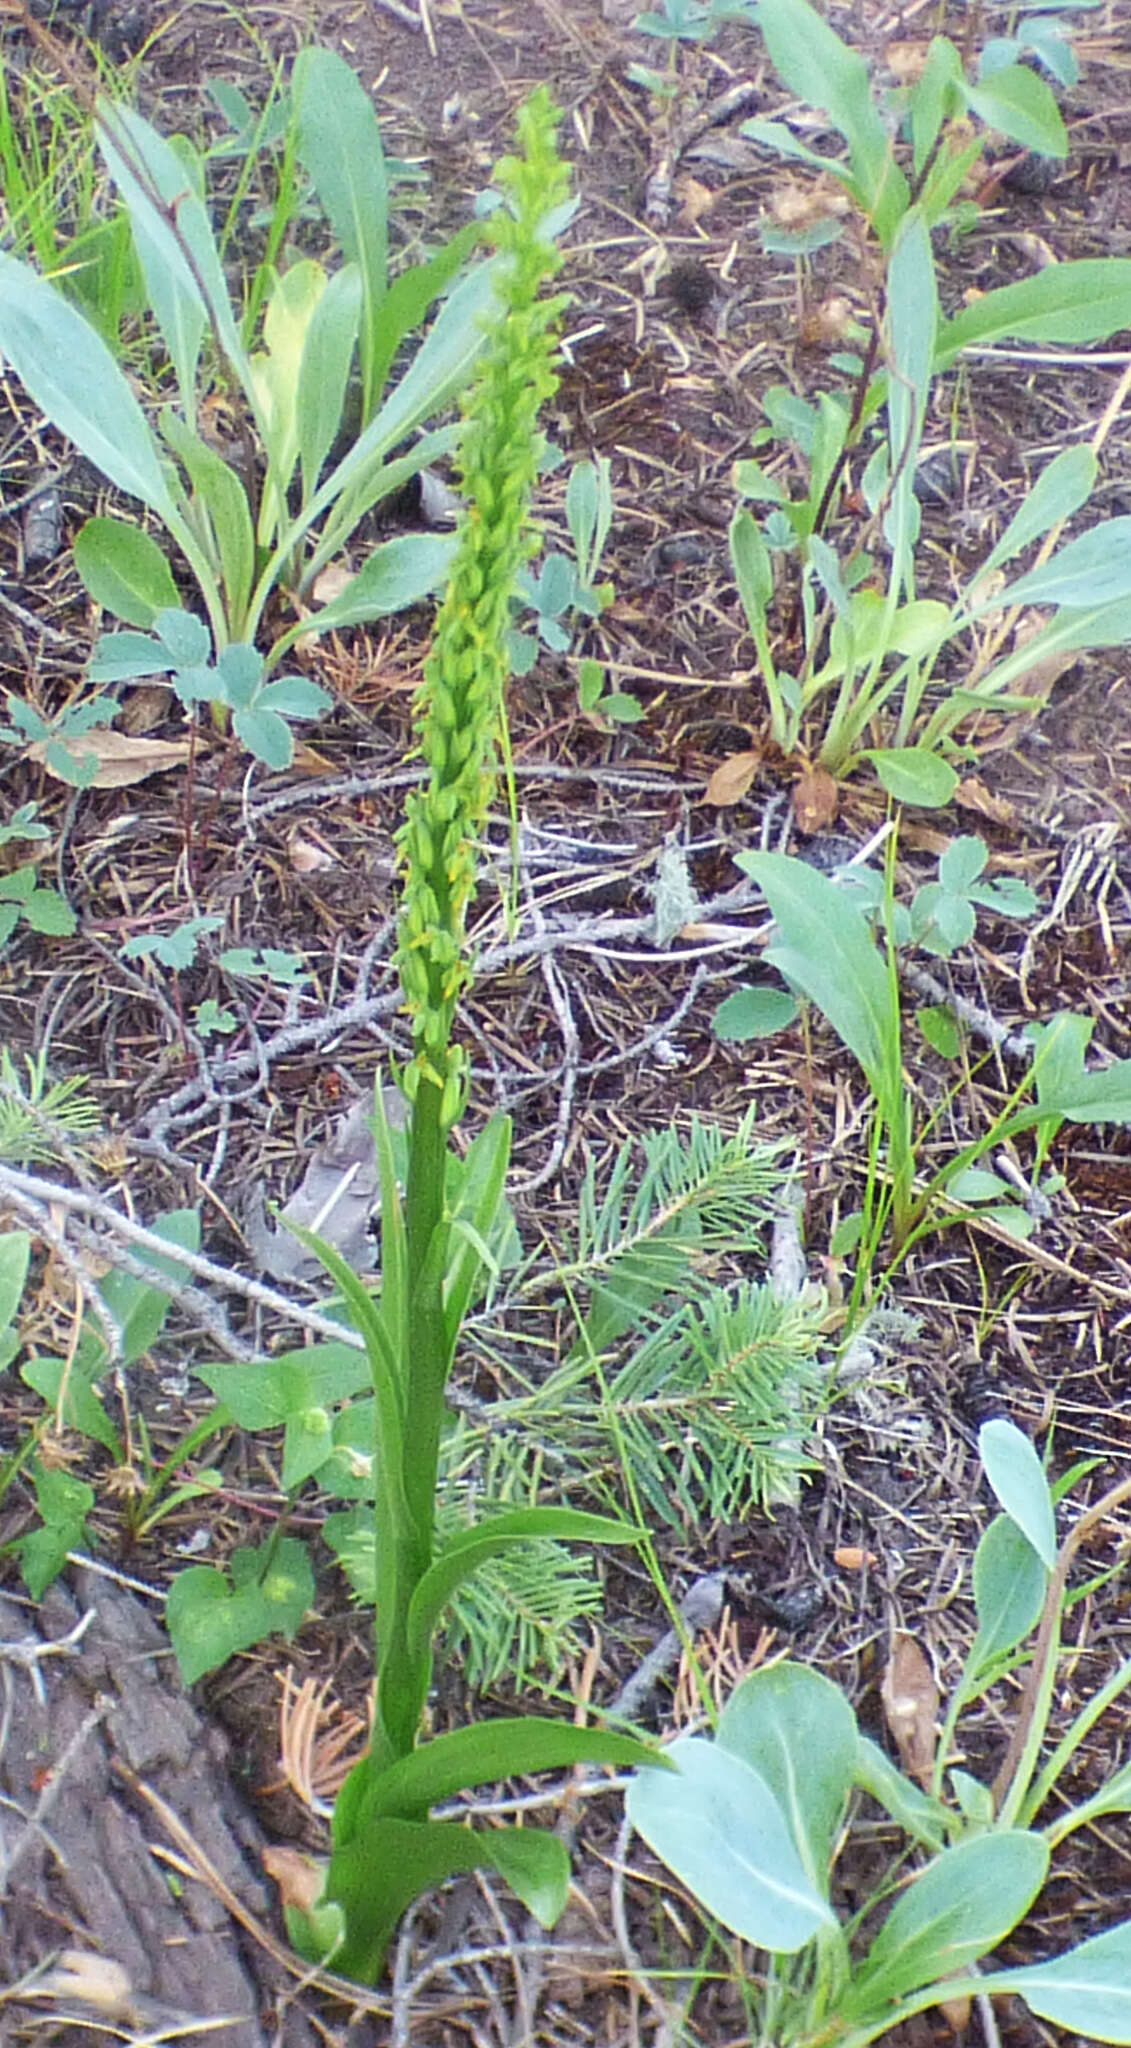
xmin=0 ymin=1568 xmax=316 ymax=2048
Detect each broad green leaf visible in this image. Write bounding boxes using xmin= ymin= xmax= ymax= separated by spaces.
xmin=937 ymin=260 xmax=1131 ymax=365
xmin=910 ymin=36 xmax=964 ymax=177
xmin=918 ymin=1004 xmax=960 ymax=1058
xmin=967 ymin=1512 xmax=1048 ymax=1685
xmin=166 ymin=1535 xmax=314 ymax=1684
xmin=292 ymin=46 xmax=387 ymax=417
xmin=73 ymin=518 xmax=180 ymax=628
xmin=22 ymin=888 xmax=77 ymax=936
xmin=88 ymin=630 xmax=173 ymax=684
xmin=96 ymin=100 xmax=242 ymax=379
xmin=0 ymin=1230 xmax=30 ymax=1328
xmin=21 ymin=1352 xmax=122 ymax=1458
xmin=297 ymin=262 xmax=362 ymax=501
xmin=351 ymin=1718 xmax=665 ymax=1831
xmin=324 ymin=1815 xmax=568 ymax=1984
xmin=442 ymin=1110 xmax=514 ymax=1347
xmin=155 ymin=607 xmax=212 ymax=668
xmin=1008 ymin=1053 xmax=1131 ymax=1131
xmin=364 ymin=221 xmax=480 ymax=417
xmin=252 ymin=260 xmax=327 ymax=502
xmin=256 ymin=677 xmax=332 ymax=718
xmin=984 ymin=1919 xmax=1131 ymax=2041
xmin=627 ymin=1735 xmax=834 ymax=1953
xmin=717 ymin=1664 xmax=857 ymax=1891
xmin=963 ymin=63 xmax=1067 ymax=158
xmin=713 ymin=985 xmax=801 ymax=1041
xmin=990 ymin=517 xmax=1131 ymax=610
xmin=736 ymin=852 xmax=893 ymax=1100
xmin=160 ymin=409 xmax=255 ymax=630
xmin=97 ymin=1208 xmax=202 ymax=1368
xmin=312 ymin=256 xmax=501 ymax=513
xmin=854 ymin=1736 xmax=948 ymax=1849
xmin=731 ymin=506 xmax=774 ymax=626
xmin=406 ymin=1507 xmax=641 ymax=1663
xmin=979 ymin=1418 xmax=1057 ymax=1568
xmin=198 ymin=1343 xmax=369 ymax=1431
xmin=981 ymin=445 xmax=1098 ymax=578
xmin=867 ymin=749 xmax=958 ymax=808
xmin=0 ymin=252 xmax=175 ymax=518
xmin=19 ymin=1467 xmax=94 ymax=1599
xmin=843 ymin=1830 xmax=1049 ymax=2015
xmin=296 ymin=533 xmax=457 ymax=639
xmin=756 ymin=0 xmax=908 ymax=244
xmin=885 ymin=210 xmax=937 ymax=585
xmin=213 ymin=641 xmax=263 ymax=709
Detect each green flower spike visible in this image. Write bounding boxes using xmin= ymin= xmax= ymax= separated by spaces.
xmin=395 ymin=86 xmax=570 ymax=1126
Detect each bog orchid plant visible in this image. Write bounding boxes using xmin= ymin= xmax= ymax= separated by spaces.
xmin=626 ymin=1419 xmax=1131 ymax=2046
xmin=271 ymin=92 xmax=662 ymax=1985
xmin=727 ymin=0 xmax=1131 ymax=801
xmin=0 ymin=47 xmax=498 ymax=771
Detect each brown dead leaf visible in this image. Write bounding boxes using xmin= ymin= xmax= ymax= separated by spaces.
xmin=118 ymin=683 xmax=173 ymax=735
xmin=801 ymin=294 xmax=858 ymax=349
xmin=261 ymin=1846 xmax=326 ymax=1916
xmin=954 ymin=777 xmax=1015 ymax=826
xmin=675 ymin=174 xmax=715 ymax=226
xmin=886 ymin=38 xmax=930 ymax=83
xmin=288 ymin=827 xmax=338 ymax=874
xmin=28 ymin=730 xmax=191 ymax=788
xmin=882 ymin=1632 xmax=939 ymax=1789
xmin=705 ymin=747 xmax=761 ymax=806
xmin=311 ymin=562 xmax=354 ymax=606
xmin=792 ymin=766 xmax=838 ymax=834
xmin=768 ymin=173 xmax=852 ymax=232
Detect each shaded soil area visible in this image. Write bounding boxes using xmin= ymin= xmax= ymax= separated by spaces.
xmin=1 ymin=0 xmax=1131 ymax=2043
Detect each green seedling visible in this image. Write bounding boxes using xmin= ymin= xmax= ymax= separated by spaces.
xmin=716 ymin=847 xmax=1131 ymax=1264
xmin=978 ymin=0 xmax=1099 ymax=90
xmin=726 ymin=0 xmax=1131 ymax=792
xmin=0 ymin=691 xmax=119 ymax=789
xmin=0 ymin=867 xmax=77 ymax=947
xmin=507 ymin=455 xmax=617 ymax=674
xmin=0 ymin=46 xmax=509 ymax=687
xmin=89 ymin=607 xmax=331 ymax=771
xmin=6 ymin=1208 xmax=235 ymax=1584
xmin=634 ymin=0 xmax=758 ymax=41
xmin=626 ymin=1418 xmax=1131 ymax=2046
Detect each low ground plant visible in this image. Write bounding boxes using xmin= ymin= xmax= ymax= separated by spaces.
xmin=716 ymin=844 xmax=1131 ymax=1279
xmin=722 ymin=0 xmax=1131 ymax=794
xmin=626 ymin=1417 xmax=1131 ymax=2045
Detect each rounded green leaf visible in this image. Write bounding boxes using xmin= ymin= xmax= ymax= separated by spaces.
xmin=626 ymin=1735 xmax=834 ymax=1954
xmin=74 ymin=518 xmax=180 ymax=628
xmin=866 ymin=749 xmax=959 ymax=808
xmin=717 ymin=1663 xmax=858 ymax=1890
xmin=969 ymin=1513 xmax=1048 ymax=1679
xmin=979 ymin=1418 xmax=1057 ymax=1569
xmin=713 ymin=984 xmax=800 ymax=1043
